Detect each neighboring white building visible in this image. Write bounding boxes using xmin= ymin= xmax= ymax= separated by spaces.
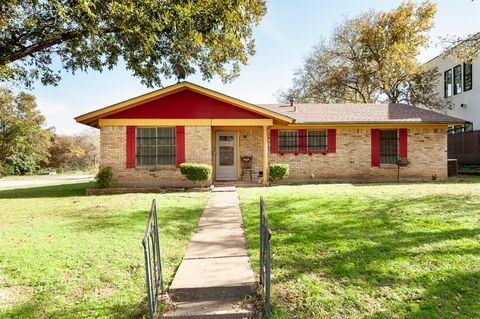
xmin=426 ymin=54 xmax=478 ymax=132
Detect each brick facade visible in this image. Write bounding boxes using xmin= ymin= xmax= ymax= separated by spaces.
xmin=100 ymin=125 xmax=211 ymax=187
xmin=100 ymin=125 xmax=447 ymax=187
xmin=269 ymin=128 xmax=447 ymax=181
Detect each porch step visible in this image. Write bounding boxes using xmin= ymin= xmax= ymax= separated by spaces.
xmin=162 ymin=299 xmax=257 ymax=319
xmin=212 ymin=185 xmax=236 ymax=192
xmin=169 ymin=256 xmax=256 ymax=301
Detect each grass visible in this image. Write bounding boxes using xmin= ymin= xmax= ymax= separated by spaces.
xmin=0 ymin=182 xmax=209 ymax=318
xmin=239 ymin=177 xmax=480 ymax=319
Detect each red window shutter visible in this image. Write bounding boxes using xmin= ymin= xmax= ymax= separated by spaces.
xmin=126 ymin=126 xmax=136 ymax=168
xmin=270 ymin=129 xmax=278 ymax=153
xmin=327 ymin=129 xmax=336 ymax=153
xmin=371 ymin=129 xmax=380 ymax=167
xmin=299 ymin=129 xmax=307 ymax=150
xmin=399 ymin=129 xmax=408 ymax=158
xmin=176 ymin=126 xmax=185 ymax=167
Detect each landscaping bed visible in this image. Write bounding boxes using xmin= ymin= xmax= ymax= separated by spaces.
xmin=239 ymin=178 xmax=480 ymax=318
xmin=0 ymin=182 xmax=209 ymax=318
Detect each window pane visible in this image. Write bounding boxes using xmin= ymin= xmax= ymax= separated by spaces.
xmin=156 ymin=127 xmax=176 ymax=165
xmin=219 ymin=146 xmax=234 ymax=166
xmin=279 ymin=131 xmax=298 ymax=151
xmin=454 ymin=65 xmax=462 ymax=95
xmin=307 ymin=130 xmax=327 ymax=151
xmin=136 ymin=127 xmax=176 ymax=166
xmin=464 ymin=63 xmax=473 ymax=91
xmin=380 ymin=130 xmax=398 ymax=164
xmin=444 ymin=69 xmax=452 ymax=97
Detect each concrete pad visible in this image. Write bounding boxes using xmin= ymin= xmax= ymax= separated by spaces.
xmin=170 ymin=256 xmax=255 ymax=290
xmin=163 ymin=300 xmax=256 ymax=319
xmin=212 ymin=186 xmax=237 ymax=192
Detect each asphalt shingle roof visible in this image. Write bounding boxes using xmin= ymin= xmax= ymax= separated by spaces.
xmin=258 ymin=103 xmax=466 ymax=124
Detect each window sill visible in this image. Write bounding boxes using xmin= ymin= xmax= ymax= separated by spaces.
xmin=278 ymin=151 xmax=329 ymax=156
xmin=135 ymin=165 xmax=177 ymax=170
xmin=379 ymin=164 xmax=397 ymax=168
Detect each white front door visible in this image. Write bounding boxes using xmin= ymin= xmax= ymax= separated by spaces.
xmin=216 ymin=132 xmax=237 ymax=180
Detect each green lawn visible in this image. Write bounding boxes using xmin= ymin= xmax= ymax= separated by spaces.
xmin=239 ymin=178 xmax=480 ymax=319
xmin=0 ymin=182 xmax=209 ymax=318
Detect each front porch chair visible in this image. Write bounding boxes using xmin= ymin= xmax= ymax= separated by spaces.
xmin=241 ymin=156 xmax=253 ymax=182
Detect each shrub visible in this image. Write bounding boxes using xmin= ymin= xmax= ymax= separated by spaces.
xmin=269 ymin=163 xmax=289 ymax=183
xmin=179 ymin=163 xmax=212 ymax=183
xmin=4 ymin=154 xmax=38 ymax=175
xmin=95 ymin=167 xmax=113 ymax=188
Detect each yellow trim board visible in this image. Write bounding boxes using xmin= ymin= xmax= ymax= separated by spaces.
xmin=272 ymin=123 xmax=455 ymax=129
xmin=98 ymin=118 xmax=273 ymax=127
xmin=76 ymin=82 xmax=292 ymax=125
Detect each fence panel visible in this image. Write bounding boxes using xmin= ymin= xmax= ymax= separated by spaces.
xmin=142 ymin=199 xmax=164 ymax=319
xmin=448 ymin=130 xmax=480 ymax=165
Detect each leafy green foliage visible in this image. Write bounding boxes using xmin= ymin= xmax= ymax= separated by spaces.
xmin=280 ymin=1 xmax=451 ymax=111
xmin=239 ymin=180 xmax=480 ymax=318
xmin=0 ymin=88 xmax=53 ymax=173
xmin=269 ymin=163 xmax=289 ymax=181
xmin=0 ymin=0 xmax=266 ymax=88
xmin=179 ymin=163 xmax=212 ymax=182
xmin=94 ymin=166 xmax=113 ymax=188
xmin=0 ymin=182 xmax=209 ymax=318
xmin=444 ymin=32 xmax=480 ymax=63
xmin=4 ymin=153 xmax=38 ymax=175
xmin=49 ymin=132 xmax=99 ymax=171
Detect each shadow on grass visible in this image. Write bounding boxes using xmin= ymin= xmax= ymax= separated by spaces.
xmin=67 ymin=206 xmax=204 ymax=235
xmin=241 ymin=190 xmax=480 ymax=317
xmin=367 ymin=271 xmax=480 ymax=319
xmin=0 ymin=182 xmax=93 ymax=199
xmin=1 ymin=297 xmax=148 ymax=319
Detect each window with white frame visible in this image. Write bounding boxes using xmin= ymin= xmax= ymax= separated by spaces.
xmin=136 ymin=127 xmax=176 ymax=165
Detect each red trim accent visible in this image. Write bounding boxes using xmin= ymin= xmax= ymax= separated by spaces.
xmin=399 ymin=129 xmax=408 ymax=158
xmin=107 ymin=89 xmax=267 ymax=119
xmin=270 ymin=129 xmax=278 ymax=153
xmin=371 ymin=129 xmax=380 ymax=167
xmin=126 ymin=126 xmax=136 ymax=168
xmin=176 ymin=126 xmax=185 ymax=168
xmin=279 ymin=151 xmax=328 ymax=155
xmin=327 ymin=129 xmax=336 ymax=153
xmin=299 ymin=129 xmax=307 ymax=150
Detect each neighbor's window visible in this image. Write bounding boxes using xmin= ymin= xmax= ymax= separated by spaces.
xmin=379 ymin=130 xmax=398 ymax=164
xmin=464 ymin=63 xmax=473 ymax=91
xmin=307 ymin=130 xmax=327 ymax=151
xmin=444 ymin=69 xmax=452 ymax=97
xmin=278 ymin=130 xmax=298 ymax=151
xmin=454 ymin=65 xmax=462 ymax=95
xmin=136 ymin=127 xmax=176 ymax=165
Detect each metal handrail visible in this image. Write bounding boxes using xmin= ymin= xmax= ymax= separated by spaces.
xmin=260 ymin=196 xmax=271 ymax=318
xmin=142 ymin=199 xmax=164 ymax=319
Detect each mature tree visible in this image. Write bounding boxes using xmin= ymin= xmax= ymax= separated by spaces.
xmin=444 ymin=32 xmax=480 ymax=62
xmin=49 ymin=131 xmax=99 ymax=171
xmin=0 ymin=88 xmax=53 ymax=173
xmin=280 ymin=1 xmax=451 ymax=111
xmin=0 ymin=0 xmax=267 ymax=88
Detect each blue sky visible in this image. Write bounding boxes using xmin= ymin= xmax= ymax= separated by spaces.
xmin=27 ymin=0 xmax=480 ymax=134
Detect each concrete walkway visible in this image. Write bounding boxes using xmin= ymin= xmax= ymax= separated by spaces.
xmin=163 ymin=187 xmax=256 ymax=318
xmin=0 ymin=174 xmax=94 ymax=188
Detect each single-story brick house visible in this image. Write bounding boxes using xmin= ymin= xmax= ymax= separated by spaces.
xmin=76 ymin=81 xmax=465 ymax=187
